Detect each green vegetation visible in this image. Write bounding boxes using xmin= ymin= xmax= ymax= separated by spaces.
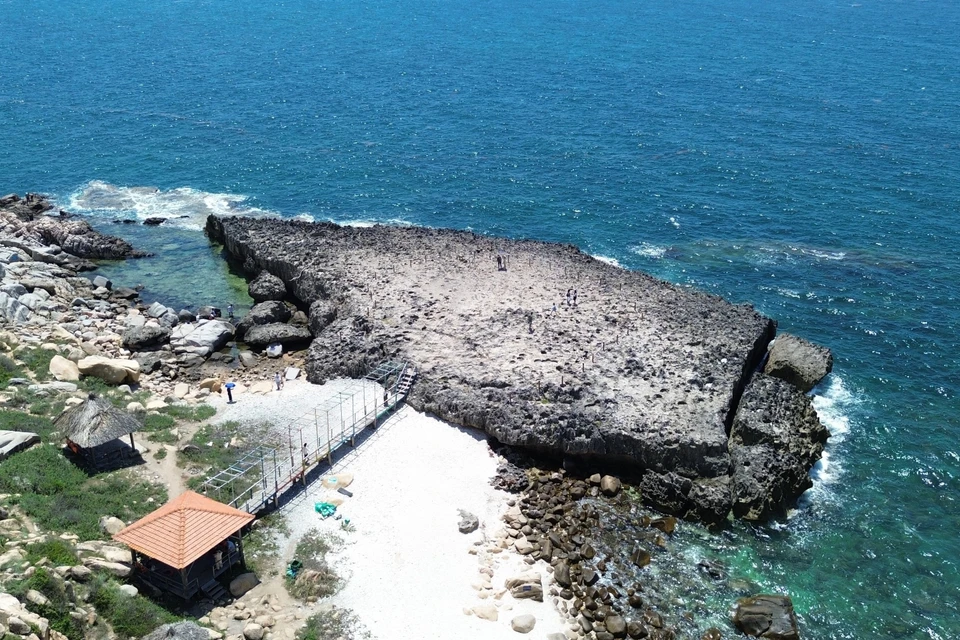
xmin=0 ymin=445 xmax=167 ymax=540
xmin=16 ymin=347 xmax=58 ymax=382
xmin=160 ymin=403 xmax=216 ymax=422
xmin=243 ymin=513 xmax=288 ymax=578
xmin=142 ymin=413 xmax=178 ymax=444
xmin=296 ymin=608 xmax=371 ymax=640
xmin=0 ymin=354 xmax=20 ymax=388
xmin=24 ymin=538 xmax=79 ymax=566
xmin=154 ymin=447 xmax=168 ymax=460
xmin=286 ymin=528 xmax=341 ymax=601
xmin=180 ymin=420 xmax=272 ymax=492
xmin=5 ymin=567 xmax=85 ymax=640
xmin=0 ymin=409 xmax=58 ymax=440
xmin=90 ymin=575 xmax=179 ymax=638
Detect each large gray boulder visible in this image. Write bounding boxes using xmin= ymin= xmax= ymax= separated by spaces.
xmin=248 ymin=271 xmax=286 ymax=302
xmin=236 ymin=301 xmax=291 ymax=337
xmin=170 ymin=320 xmax=235 ymax=357
xmin=308 ymin=299 xmax=338 ymax=336
xmin=732 ymin=595 xmax=799 ymax=639
xmin=764 ymin=333 xmax=833 ymax=392
xmin=243 ymin=323 xmax=313 ymax=348
xmin=729 ymin=374 xmax=829 ymax=520
xmin=122 ymin=323 xmax=172 ymax=350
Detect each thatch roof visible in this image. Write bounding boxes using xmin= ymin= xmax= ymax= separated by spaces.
xmin=54 ymin=394 xmax=142 ymax=448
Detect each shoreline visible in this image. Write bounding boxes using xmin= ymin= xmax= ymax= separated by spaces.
xmin=0 ymin=193 xmax=809 ymax=639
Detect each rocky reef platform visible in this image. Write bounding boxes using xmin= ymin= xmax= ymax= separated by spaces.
xmin=207 ymin=216 xmax=831 ymax=524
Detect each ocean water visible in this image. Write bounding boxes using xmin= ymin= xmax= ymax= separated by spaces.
xmin=2 ymin=0 xmax=959 ymax=636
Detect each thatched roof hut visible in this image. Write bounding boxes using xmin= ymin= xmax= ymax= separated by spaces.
xmin=54 ymin=394 xmax=143 ymax=469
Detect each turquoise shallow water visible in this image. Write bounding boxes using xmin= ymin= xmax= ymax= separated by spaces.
xmin=2 ymin=0 xmax=960 ymax=636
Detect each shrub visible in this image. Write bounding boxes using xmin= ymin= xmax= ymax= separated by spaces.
xmin=296 ymin=608 xmax=370 ymax=640
xmin=0 ymin=445 xmax=166 ymax=540
xmin=90 ymin=575 xmax=179 ymax=638
xmin=143 ymin=414 xmax=177 ymax=444
xmin=286 ymin=529 xmax=341 ymax=601
xmin=24 ymin=538 xmax=79 ymax=566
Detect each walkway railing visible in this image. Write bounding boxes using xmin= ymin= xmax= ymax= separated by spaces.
xmin=199 ymin=361 xmax=416 ymax=514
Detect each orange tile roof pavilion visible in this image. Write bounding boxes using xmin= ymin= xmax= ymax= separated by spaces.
xmin=113 ymin=491 xmax=254 ymax=569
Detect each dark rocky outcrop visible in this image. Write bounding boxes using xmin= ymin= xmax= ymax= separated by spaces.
xmin=122 ymin=323 xmax=172 ymax=350
xmin=0 ymin=193 xmax=146 ymax=266
xmin=733 ymin=595 xmax=800 ymax=639
xmin=248 ymin=270 xmax=287 ymax=302
xmin=207 ymin=215 xmax=829 ymax=522
xmin=728 ymin=374 xmax=829 ymax=521
xmin=235 ymin=301 xmax=292 ymax=338
xmin=243 ymin=323 xmax=312 ymax=348
xmin=764 ymin=333 xmax=833 ymax=393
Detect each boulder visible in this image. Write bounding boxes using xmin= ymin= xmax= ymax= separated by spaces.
xmin=83 ymin=558 xmax=132 ymax=578
xmin=248 ymin=271 xmax=286 ymax=302
xmin=92 ymin=275 xmax=112 ymax=290
xmin=77 ymin=356 xmax=140 ymax=384
xmin=242 ymin=623 xmax=264 ymax=640
xmin=199 ymin=378 xmax=223 ymax=393
xmin=511 ymin=614 xmax=536 ymax=634
xmin=764 ymin=333 xmax=833 ymax=392
xmin=239 ymin=351 xmax=258 ymax=368
xmin=122 ymin=323 xmax=171 ymax=350
xmin=505 ymin=572 xmax=543 ymax=602
xmin=170 ymin=320 xmax=235 ymax=356
xmin=49 ymin=355 xmax=80 ymax=381
xmin=99 ymin=516 xmax=126 ymax=536
xmin=243 ymin=323 xmax=312 ymax=348
xmin=470 ymin=603 xmax=498 ymax=622
xmin=230 ymin=572 xmax=259 ymax=597
xmin=235 ymin=301 xmax=291 ymax=337
xmin=118 ymin=584 xmax=139 ymax=597
xmin=600 ymin=475 xmax=622 ymax=497
xmin=732 ymin=595 xmax=799 ymax=640
xmin=457 ymin=510 xmax=479 ymax=534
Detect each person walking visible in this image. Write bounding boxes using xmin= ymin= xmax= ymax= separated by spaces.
xmin=275 ymin=371 xmax=282 ymax=391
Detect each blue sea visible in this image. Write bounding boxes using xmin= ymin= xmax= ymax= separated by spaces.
xmin=2 ymin=0 xmax=959 ymax=636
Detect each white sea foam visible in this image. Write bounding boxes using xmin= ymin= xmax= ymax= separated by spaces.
xmin=806 ymin=375 xmax=860 ymax=490
xmin=68 ymin=180 xmax=277 ymax=230
xmin=329 ymin=216 xmax=416 ymax=228
xmin=592 ymin=254 xmax=623 ymax=268
xmin=630 ymin=242 xmax=667 ymax=259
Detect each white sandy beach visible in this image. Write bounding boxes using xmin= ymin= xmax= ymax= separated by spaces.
xmin=209 ymin=378 xmax=568 ymax=640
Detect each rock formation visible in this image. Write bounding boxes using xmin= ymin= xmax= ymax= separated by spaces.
xmin=207 ymin=216 xmax=833 ymax=523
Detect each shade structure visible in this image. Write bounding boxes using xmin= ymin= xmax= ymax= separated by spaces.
xmin=113 ymin=491 xmax=254 ymax=569
xmin=54 ymin=394 xmax=142 ymax=449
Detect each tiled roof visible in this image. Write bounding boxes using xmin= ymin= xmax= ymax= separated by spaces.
xmin=113 ymin=491 xmax=254 ymax=569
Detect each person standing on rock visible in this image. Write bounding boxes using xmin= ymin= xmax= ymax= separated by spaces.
xmin=227 ymin=304 xmax=234 ymax=321
xmin=275 ymin=371 xmax=283 ymax=391
xmin=573 ymin=289 xmax=578 ymax=306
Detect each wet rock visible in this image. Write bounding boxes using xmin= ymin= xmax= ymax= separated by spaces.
xmin=601 ymin=475 xmax=622 ymax=497
xmin=650 ymin=517 xmax=676 ymax=535
xmin=732 ymin=595 xmax=799 ymax=640
xmin=629 ymin=548 xmax=651 ymax=569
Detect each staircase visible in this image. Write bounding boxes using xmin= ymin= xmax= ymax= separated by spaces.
xmin=201 ymin=578 xmax=228 ymax=602
xmin=395 ymin=366 xmax=417 ymax=398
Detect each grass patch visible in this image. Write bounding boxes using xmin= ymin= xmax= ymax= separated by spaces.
xmin=154 ymin=447 xmax=168 ymax=461
xmin=16 ymin=347 xmax=58 ymax=382
xmin=142 ymin=413 xmax=178 ymax=444
xmin=179 ymin=420 xmax=271 ymax=489
xmin=243 ymin=513 xmax=288 ymax=578
xmin=160 ymin=404 xmax=216 ymax=422
xmin=0 ymin=354 xmax=22 ymax=389
xmin=0 ymin=409 xmax=58 ymax=440
xmin=5 ymin=567 xmax=85 ymax=640
xmin=24 ymin=538 xmax=79 ymax=566
xmin=90 ymin=575 xmax=179 ymax=638
xmin=286 ymin=528 xmax=341 ymax=601
xmin=0 ymin=445 xmax=167 ymax=540
xmin=296 ymin=608 xmax=371 ymax=640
